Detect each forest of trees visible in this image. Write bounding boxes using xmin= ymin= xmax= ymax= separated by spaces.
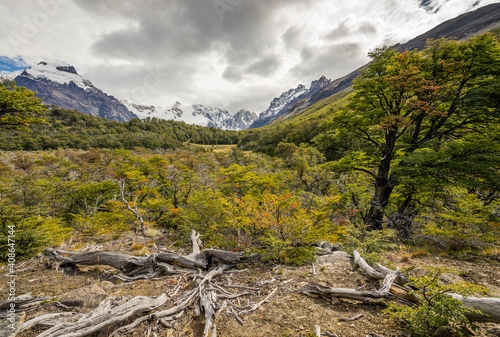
xmin=0 ymin=106 xmax=241 ymax=151
xmin=0 ymin=34 xmax=499 ymax=267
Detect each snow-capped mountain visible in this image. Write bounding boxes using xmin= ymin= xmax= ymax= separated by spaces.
xmin=250 ymin=75 xmax=331 ymax=128
xmin=15 ymin=61 xmax=137 ymax=122
xmin=122 ymin=100 xmax=257 ymax=130
xmin=14 ymin=61 xmax=257 ymax=129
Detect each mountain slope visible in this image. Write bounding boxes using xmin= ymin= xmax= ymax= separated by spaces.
xmin=264 ymin=3 xmax=500 ymax=125
xmin=15 ymin=62 xmax=137 ymax=122
xmin=14 ymin=61 xmax=257 ymax=130
xmin=249 ymin=76 xmax=331 ymax=128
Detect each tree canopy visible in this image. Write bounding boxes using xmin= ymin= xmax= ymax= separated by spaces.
xmin=329 ymin=34 xmax=500 ymax=231
xmin=0 ymin=78 xmax=47 ymax=129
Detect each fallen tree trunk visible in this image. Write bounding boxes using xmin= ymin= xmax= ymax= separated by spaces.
xmin=37 ymin=294 xmax=169 ymax=337
xmin=34 ymin=231 xmax=264 ymax=336
xmin=450 ymin=294 xmax=500 ymax=323
xmin=44 ymin=230 xmax=259 ymax=278
xmin=353 ymin=250 xmax=409 ymax=285
xmin=298 ymin=268 xmax=414 ymax=306
xmin=352 ymin=250 xmax=500 ymax=323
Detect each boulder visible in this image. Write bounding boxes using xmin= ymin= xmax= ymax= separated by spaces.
xmin=58 ymin=284 xmax=108 ymax=308
xmin=487 ymin=326 xmax=500 ymax=336
xmin=316 ymin=251 xmax=352 ymax=267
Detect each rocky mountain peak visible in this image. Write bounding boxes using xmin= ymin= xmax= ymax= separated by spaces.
xmin=56 ymin=65 xmax=78 ymax=75
xmin=123 ymin=100 xmax=257 ymax=130
xmin=15 ymin=62 xmax=137 ymax=122
xmin=309 ymin=75 xmax=331 ymax=92
xmin=249 ymin=75 xmax=333 ymax=128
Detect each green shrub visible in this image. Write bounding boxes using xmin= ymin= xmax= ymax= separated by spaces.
xmin=1 ymin=216 xmax=71 ymax=262
xmin=384 ymin=268 xmax=488 ymax=337
xmin=341 ymin=221 xmax=397 ymax=264
xmin=281 ymin=247 xmax=315 ymax=266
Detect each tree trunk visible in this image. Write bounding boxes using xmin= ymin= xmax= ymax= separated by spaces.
xmin=365 ymin=132 xmax=398 ymax=230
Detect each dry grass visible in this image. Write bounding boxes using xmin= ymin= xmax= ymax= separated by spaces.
xmin=480 ymin=246 xmax=499 ymax=257
xmin=411 ymin=248 xmax=431 ymax=258
xmin=188 ymin=144 xmax=237 ymax=153
xmin=131 ymin=242 xmax=145 ymax=251
xmin=72 ymin=241 xmax=86 ymax=251
xmin=145 ymin=226 xmax=163 ymax=238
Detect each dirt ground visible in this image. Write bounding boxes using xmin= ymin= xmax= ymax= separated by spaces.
xmin=1 ymin=234 xmax=499 ymax=337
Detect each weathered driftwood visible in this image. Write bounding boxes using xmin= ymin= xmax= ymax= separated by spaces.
xmin=298 ymin=269 xmax=413 ymax=306
xmin=35 ymin=231 xmax=264 ymax=337
xmin=339 ymin=313 xmax=365 ymax=321
xmin=37 ymin=295 xmax=169 ymax=337
xmin=353 ymin=250 xmax=409 ymax=285
xmin=450 ymin=294 xmax=500 ymax=323
xmin=0 ymin=295 xmax=50 ymax=311
xmin=110 ymin=265 xmax=230 ymax=337
xmin=20 ymin=312 xmax=77 ymax=332
xmin=353 ymin=250 xmax=500 ymax=323
xmin=44 ymin=230 xmax=259 ymax=278
xmin=322 ymin=331 xmax=339 ymax=337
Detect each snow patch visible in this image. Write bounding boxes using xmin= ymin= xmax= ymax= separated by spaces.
xmin=23 ymin=61 xmax=93 ymax=91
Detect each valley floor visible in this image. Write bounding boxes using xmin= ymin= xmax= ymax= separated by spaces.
xmin=2 ymin=233 xmax=499 ymax=337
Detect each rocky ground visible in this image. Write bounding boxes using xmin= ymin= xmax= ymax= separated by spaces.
xmin=1 ymin=233 xmax=499 ymax=337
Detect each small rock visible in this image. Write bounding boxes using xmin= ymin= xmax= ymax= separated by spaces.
xmin=484 ymin=283 xmax=500 ymax=297
xmin=487 ymin=326 xmax=500 ymax=336
xmin=321 ymin=241 xmax=334 ymax=252
xmin=432 ymin=326 xmax=462 ymax=337
xmin=316 ymin=251 xmax=352 ymax=267
xmin=408 ymin=267 xmax=428 ymax=278
xmin=440 ymin=273 xmax=464 ymax=285
xmin=58 ymin=284 xmax=108 ymax=308
xmin=99 ymin=281 xmax=115 ymax=290
xmin=332 ymin=243 xmax=344 ymax=251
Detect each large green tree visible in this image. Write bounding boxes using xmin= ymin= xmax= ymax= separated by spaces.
xmin=331 ymin=34 xmax=500 ymax=230
xmin=0 ymin=78 xmax=47 ymax=129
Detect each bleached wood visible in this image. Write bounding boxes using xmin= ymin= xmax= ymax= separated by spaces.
xmin=21 ymin=313 xmax=77 ymax=332
xmin=450 ymin=294 xmax=500 ymax=323
xmin=37 ymin=294 xmax=169 ymax=337
xmin=353 ymin=250 xmax=500 ymax=323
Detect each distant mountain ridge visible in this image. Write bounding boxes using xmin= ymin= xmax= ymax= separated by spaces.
xmin=260 ymin=3 xmax=500 ymax=126
xmin=14 ymin=62 xmax=257 ymax=130
xmin=15 ymin=61 xmax=137 ymax=122
xmin=249 ymin=75 xmax=331 ymax=128
xmin=123 ymin=100 xmax=257 ymax=130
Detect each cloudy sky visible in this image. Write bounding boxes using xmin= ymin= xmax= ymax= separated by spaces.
xmin=0 ymin=0 xmax=497 ymax=113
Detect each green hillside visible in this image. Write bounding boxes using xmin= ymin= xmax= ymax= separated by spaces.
xmin=0 ymin=107 xmax=241 ymax=151
xmin=239 ymin=90 xmax=350 ymax=159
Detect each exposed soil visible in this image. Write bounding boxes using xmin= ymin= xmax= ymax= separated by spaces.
xmin=1 ymin=233 xmax=499 ymax=337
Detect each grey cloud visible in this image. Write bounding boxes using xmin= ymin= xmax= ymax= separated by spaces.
xmin=282 ymin=25 xmax=304 ymax=49
xmin=325 ymin=20 xmax=377 ymax=41
xmin=358 ymin=22 xmax=377 ymax=36
xmin=291 ymin=42 xmax=364 ymax=80
xmin=222 ymin=66 xmax=243 ymax=83
xmin=246 ymin=55 xmax=282 ymax=76
xmin=79 ymin=0 xmax=319 ymax=62
xmin=82 ymin=0 xmax=319 ymax=90
xmin=84 ymin=59 xmax=197 ymax=104
xmin=325 ymin=21 xmax=351 ymax=40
